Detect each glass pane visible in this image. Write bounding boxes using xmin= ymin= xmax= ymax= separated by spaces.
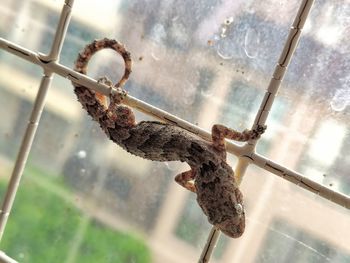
xmin=0 ymin=0 xmax=349 ymax=262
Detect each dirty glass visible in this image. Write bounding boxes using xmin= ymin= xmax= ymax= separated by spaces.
xmin=0 ymin=0 xmax=349 ymax=262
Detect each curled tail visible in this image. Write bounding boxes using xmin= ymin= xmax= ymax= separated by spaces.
xmin=72 ymin=38 xmax=133 ymax=122
xmin=74 ymin=38 xmax=132 ymax=86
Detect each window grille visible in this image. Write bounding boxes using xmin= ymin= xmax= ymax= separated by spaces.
xmin=0 ymin=0 xmax=349 ymax=262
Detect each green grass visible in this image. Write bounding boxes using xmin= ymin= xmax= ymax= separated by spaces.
xmin=0 ymin=166 xmax=151 ymax=263
xmin=78 ymin=221 xmax=151 ymax=263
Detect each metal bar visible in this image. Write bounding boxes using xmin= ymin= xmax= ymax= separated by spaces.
xmin=198 ymin=227 xmax=221 ymax=263
xmin=1 ymin=12 xmax=349 ymax=211
xmin=252 ymin=0 xmax=315 ymax=132
xmin=0 ymin=0 xmax=74 ymax=241
xmin=251 ymin=152 xmax=350 ymax=209
xmin=0 ymin=37 xmax=243 ymax=156
xmin=0 ymin=251 xmax=18 ymax=263
xmin=198 ymin=0 xmax=316 ymax=261
xmin=41 ymin=0 xmax=74 ymax=62
xmin=0 ymin=73 xmax=52 ymax=241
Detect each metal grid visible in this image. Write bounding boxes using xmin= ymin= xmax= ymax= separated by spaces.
xmin=0 ymin=0 xmax=349 ymax=262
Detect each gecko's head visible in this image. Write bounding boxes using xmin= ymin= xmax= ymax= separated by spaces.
xmin=215 ymin=202 xmax=245 ymax=238
xmin=195 ymin=162 xmax=246 ymax=238
xmin=197 ymin=185 xmax=246 ymax=238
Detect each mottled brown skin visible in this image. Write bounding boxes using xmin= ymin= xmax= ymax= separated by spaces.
xmin=72 ymin=38 xmax=266 ymax=238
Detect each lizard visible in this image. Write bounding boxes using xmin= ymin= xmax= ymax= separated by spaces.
xmin=72 ymin=38 xmax=266 ymax=238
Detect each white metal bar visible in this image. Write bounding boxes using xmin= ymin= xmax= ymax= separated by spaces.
xmin=0 ymin=0 xmax=74 ymax=241
xmin=198 ymin=0 xmax=316 ymax=261
xmin=0 ymin=251 xmax=18 ymax=263
xmin=1 ymin=20 xmax=348 ymax=211
xmin=252 ymin=0 xmax=315 ymax=131
xmin=40 ymin=0 xmax=74 ymax=62
xmin=198 ymin=227 xmax=221 ymax=263
xmin=251 ymin=152 xmax=350 ymax=209
xmin=0 ymin=37 xmax=243 ymax=156
xmin=0 ymin=74 xmax=52 ymax=241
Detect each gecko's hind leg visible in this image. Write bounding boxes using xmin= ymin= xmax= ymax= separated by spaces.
xmin=96 ymin=76 xmax=136 ymax=128
xmin=211 ymin=124 xmax=266 ymax=152
xmin=175 ymin=169 xmax=197 ymax=193
xmin=96 ymin=76 xmax=113 ymax=108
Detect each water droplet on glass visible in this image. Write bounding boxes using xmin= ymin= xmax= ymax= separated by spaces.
xmin=224 ymin=17 xmax=234 ymax=25
xmin=330 ymin=98 xmax=347 ymax=112
xmin=216 ymin=38 xmax=235 ymax=60
xmin=213 ymin=34 xmax=220 ymax=41
xmin=330 ymin=88 xmax=350 ymax=112
xmin=182 ymin=81 xmax=196 ymax=105
xmin=214 ymin=17 xmax=236 ymax=60
xmin=150 ymin=42 xmax=167 ymax=61
xmin=220 ymin=17 xmax=233 ymax=38
xmin=80 ymin=169 xmax=86 ymax=176
xmin=151 ymin=52 xmax=160 ymax=61
xmin=220 ymin=27 xmax=227 ymax=38
xmin=150 ymin=23 xmax=167 ymax=44
xmin=244 ymin=28 xmax=260 ymax=59
xmin=200 ymin=88 xmax=214 ymax=98
xmin=77 ymin=150 xmax=87 ymax=159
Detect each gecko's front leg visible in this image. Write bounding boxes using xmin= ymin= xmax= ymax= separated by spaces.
xmin=175 ymin=169 xmax=197 ymax=193
xmin=97 ymin=76 xmax=136 ymax=130
xmin=192 ymin=124 xmax=266 ymax=238
xmin=175 ymin=124 xmax=266 ymax=197
xmin=212 ymin=124 xmax=267 ymax=153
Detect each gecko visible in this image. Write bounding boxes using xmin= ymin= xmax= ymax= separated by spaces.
xmin=72 ymin=38 xmax=266 ymax=238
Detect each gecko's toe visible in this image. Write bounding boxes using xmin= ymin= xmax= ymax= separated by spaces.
xmin=257 ymin=124 xmax=267 ymax=133
xmin=250 ymin=125 xmax=267 ymax=140
xmin=97 ymin=76 xmax=113 ymax=87
xmin=110 ymin=87 xmax=127 ymax=103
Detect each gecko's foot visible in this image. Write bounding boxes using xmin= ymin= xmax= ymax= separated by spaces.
xmin=110 ymin=86 xmax=127 ymax=104
xmin=250 ymin=124 xmax=267 ymax=140
xmin=97 ymin=76 xmax=113 ymax=87
xmin=97 ymin=76 xmax=127 ymax=104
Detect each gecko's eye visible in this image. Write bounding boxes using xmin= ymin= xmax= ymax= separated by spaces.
xmin=234 ymin=203 xmax=243 ymax=215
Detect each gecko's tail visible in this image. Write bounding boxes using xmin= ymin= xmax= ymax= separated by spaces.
xmin=72 ymin=38 xmax=132 ymax=120
xmin=74 ymin=38 xmax=132 ymax=88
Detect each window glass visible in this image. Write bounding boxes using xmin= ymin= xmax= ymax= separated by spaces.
xmin=0 ymin=0 xmax=349 ymax=262
xmin=256 ymin=218 xmax=350 ymax=263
